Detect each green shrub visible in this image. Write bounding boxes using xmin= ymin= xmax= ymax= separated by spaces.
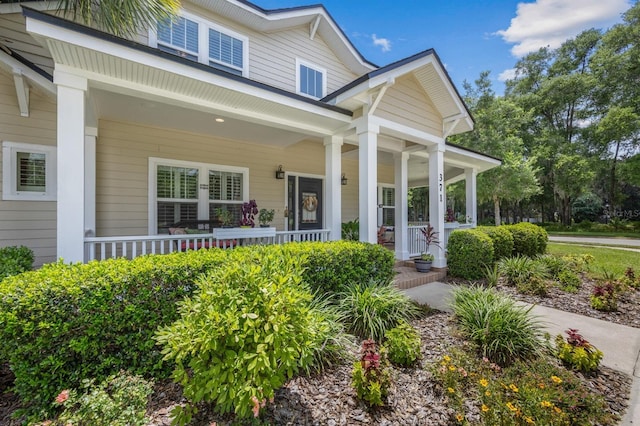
xmin=0 ymin=249 xmax=228 ymax=412
xmin=280 ymin=241 xmax=394 ymax=295
xmin=506 ymin=222 xmax=548 ymax=257
xmin=451 ymin=286 xmax=544 ymax=366
xmin=498 ymin=255 xmax=548 ymax=287
xmin=555 ymin=329 xmax=603 ymax=373
xmin=557 ymin=269 xmax=582 ymax=292
xmin=536 ymin=254 xmax=569 ymax=279
xmin=477 ymin=226 xmax=514 ymax=260
xmin=383 ymin=321 xmax=421 ymax=367
xmin=590 ymin=283 xmax=617 ymax=311
xmin=0 ymin=245 xmax=34 ymax=280
xmin=351 ymin=339 xmax=391 ymax=407
xmin=447 ymin=230 xmax=494 ymax=280
xmin=155 ymin=251 xmax=332 ymax=421
xmin=516 ymin=275 xmax=550 ymax=296
xmin=52 ymin=372 xmax=153 ymax=426
xmin=336 ymin=278 xmax=420 ymax=341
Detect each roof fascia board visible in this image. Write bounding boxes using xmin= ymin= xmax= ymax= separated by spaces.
xmin=0 ymin=48 xmax=56 ymax=98
xmin=445 ymin=143 xmax=502 ymax=165
xmin=23 ymin=8 xmax=352 ymax=121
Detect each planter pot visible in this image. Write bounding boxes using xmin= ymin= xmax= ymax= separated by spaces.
xmin=260 ymin=224 xmax=270 ymax=228
xmin=414 ymin=259 xmax=433 ymax=273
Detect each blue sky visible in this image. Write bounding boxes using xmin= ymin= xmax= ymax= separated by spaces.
xmin=256 ymin=0 xmax=634 ymax=95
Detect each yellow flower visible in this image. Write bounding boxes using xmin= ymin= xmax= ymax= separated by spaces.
xmin=506 ymin=402 xmax=517 ymax=412
xmin=551 ymin=375 xmax=562 ymax=384
xmin=538 ymin=383 xmax=545 ymax=389
xmin=509 ymin=383 xmax=519 ymax=392
xmin=448 ymin=387 xmax=455 ymax=394
xmin=485 ymin=390 xmax=491 ymax=397
xmin=554 ymin=406 xmax=562 ymax=414
xmin=525 ymin=416 xmax=535 ymax=424
xmin=479 ymin=378 xmax=488 ymax=387
xmin=449 ymin=365 xmax=456 ymax=371
xmin=540 ymin=401 xmax=553 ymax=408
xmin=481 ymin=404 xmax=490 ymax=412
xmin=444 ymin=355 xmax=451 ymax=362
xmin=456 ymin=414 xmax=464 ymax=422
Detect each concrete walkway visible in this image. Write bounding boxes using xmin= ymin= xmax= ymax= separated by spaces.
xmin=403 ymin=282 xmax=640 ymax=425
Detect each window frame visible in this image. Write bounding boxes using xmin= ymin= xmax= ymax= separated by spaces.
xmin=2 ymin=141 xmax=57 ymax=201
xmin=148 ymin=157 xmax=249 ymax=234
xmin=296 ymin=58 xmax=327 ymax=99
xmin=377 ymin=184 xmax=395 ymax=227
xmin=149 ymin=10 xmax=250 ymax=77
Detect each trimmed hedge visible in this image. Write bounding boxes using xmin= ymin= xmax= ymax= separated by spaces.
xmin=506 ymin=222 xmax=548 ymax=257
xmin=0 ymin=241 xmax=389 ymax=413
xmin=0 ymin=245 xmax=34 ymax=281
xmin=477 ymin=226 xmax=514 ymax=260
xmin=447 ymin=229 xmax=494 ymax=280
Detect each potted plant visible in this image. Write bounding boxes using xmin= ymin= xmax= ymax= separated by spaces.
xmin=258 ymin=208 xmax=275 ymax=227
xmin=414 ymin=224 xmax=441 ymax=273
xmin=216 ymin=208 xmax=235 ymax=228
xmin=240 ymin=200 xmax=258 ymax=227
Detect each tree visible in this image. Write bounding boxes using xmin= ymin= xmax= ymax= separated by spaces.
xmin=54 ymin=0 xmax=180 ymax=37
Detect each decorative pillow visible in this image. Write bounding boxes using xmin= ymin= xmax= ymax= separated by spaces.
xmin=169 ymin=227 xmax=187 ymax=235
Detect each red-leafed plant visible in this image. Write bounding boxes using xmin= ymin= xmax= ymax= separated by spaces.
xmin=555 ymin=328 xmax=603 ymax=372
xmin=351 ymin=339 xmax=391 ymax=407
xmin=590 ymin=282 xmax=617 ymax=311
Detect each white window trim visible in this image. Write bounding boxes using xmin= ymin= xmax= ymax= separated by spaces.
xmin=296 ymin=58 xmax=327 ymax=99
xmin=2 ymin=141 xmax=57 ymax=201
xmin=148 ymin=157 xmax=249 ymax=234
xmin=148 ymin=9 xmax=250 ymax=78
xmin=378 ymin=184 xmax=395 ymax=227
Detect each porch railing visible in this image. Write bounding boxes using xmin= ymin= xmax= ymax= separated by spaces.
xmin=408 ymin=222 xmax=476 ymax=257
xmin=84 ymin=229 xmax=330 ymax=262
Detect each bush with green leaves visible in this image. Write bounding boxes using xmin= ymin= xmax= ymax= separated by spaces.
xmin=536 ymin=254 xmax=569 ymax=279
xmin=498 ymin=255 xmax=550 ymax=295
xmin=0 ymin=250 xmax=228 ymax=413
xmin=447 ymin=229 xmax=494 ymax=280
xmin=351 ymin=339 xmax=391 ymax=407
xmin=0 ymin=245 xmax=34 ymax=281
xmin=557 ymin=269 xmax=582 ymax=292
xmin=451 ymin=286 xmax=544 ymax=366
xmin=505 ymin=222 xmax=548 ymax=257
xmin=555 ymin=329 xmax=603 ymax=373
xmin=155 ymin=251 xmax=345 ymax=422
xmin=590 ymin=283 xmax=618 ymax=311
xmin=51 ymin=372 xmax=153 ymax=426
xmin=336 ymin=278 xmax=420 ymax=341
xmin=383 ymin=321 xmax=421 ymax=367
xmin=477 ymin=226 xmax=514 ymax=260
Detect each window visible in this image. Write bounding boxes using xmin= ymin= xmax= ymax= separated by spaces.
xmin=296 ymin=59 xmax=326 ymax=98
xmin=2 ymin=142 xmax=56 ymax=201
xmin=149 ymin=158 xmax=248 ymax=234
xmin=379 ymin=186 xmax=395 ymax=226
xmin=152 ymin=12 xmax=249 ymax=76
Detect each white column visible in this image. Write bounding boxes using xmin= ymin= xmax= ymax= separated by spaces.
xmin=465 ymin=168 xmax=477 ymax=226
xmin=84 ymin=127 xmax=97 ymax=237
xmin=55 ymin=71 xmax=87 ymax=263
xmin=324 ymin=135 xmax=343 ymax=240
xmin=357 ymin=122 xmax=379 ymax=243
xmin=394 ymin=152 xmax=409 ymax=260
xmin=428 ymin=144 xmax=446 ymax=267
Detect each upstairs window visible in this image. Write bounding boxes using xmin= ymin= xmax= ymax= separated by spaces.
xmin=297 ymin=59 xmax=326 ymax=98
xmin=2 ymin=141 xmax=56 ymax=201
xmin=209 ymin=28 xmax=243 ymax=75
xmin=157 ymin=16 xmax=199 ymax=61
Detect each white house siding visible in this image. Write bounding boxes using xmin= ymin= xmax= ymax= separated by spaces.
xmin=0 ymin=13 xmax=55 ymax=75
xmin=374 ymin=74 xmax=443 ymax=137
xmin=0 ymin=72 xmax=57 ymax=266
xmin=96 ymin=119 xmax=393 ymax=237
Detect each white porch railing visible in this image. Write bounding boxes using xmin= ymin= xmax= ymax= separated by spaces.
xmin=84 ymin=229 xmax=330 ymax=262
xmin=408 ymin=222 xmax=476 ymax=257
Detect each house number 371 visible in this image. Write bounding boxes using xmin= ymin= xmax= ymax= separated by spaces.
xmin=439 ymin=173 xmax=443 ymax=203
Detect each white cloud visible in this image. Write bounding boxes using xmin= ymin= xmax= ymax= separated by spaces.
xmin=498 ymin=68 xmax=517 ymax=82
xmin=372 ymin=34 xmax=391 ymax=52
xmin=496 ymin=0 xmax=630 ymax=57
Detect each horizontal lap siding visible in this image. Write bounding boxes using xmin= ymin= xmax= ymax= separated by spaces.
xmin=0 ymin=72 xmax=57 ymax=266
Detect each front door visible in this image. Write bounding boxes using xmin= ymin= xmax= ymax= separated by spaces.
xmin=287 ymin=176 xmax=323 ymax=230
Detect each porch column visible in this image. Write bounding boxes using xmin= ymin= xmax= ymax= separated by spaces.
xmin=357 ymin=122 xmax=379 ymax=243
xmin=428 ymin=144 xmax=446 ymax=267
xmin=324 ymin=135 xmax=343 ymax=240
xmin=84 ymin=127 xmax=97 ymax=237
xmin=394 ymin=152 xmax=409 ymax=260
xmin=465 ymin=168 xmax=477 ymax=225
xmin=55 ymin=71 xmax=86 ymax=263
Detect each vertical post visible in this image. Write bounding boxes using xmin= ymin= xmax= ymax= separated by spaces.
xmin=465 ymin=168 xmax=477 ymax=226
xmin=84 ymin=127 xmax=97 ymax=237
xmin=428 ymin=144 xmax=445 ymax=267
xmin=394 ymin=152 xmax=409 ymax=260
xmin=55 ymin=70 xmax=86 ymax=263
xmin=324 ymin=135 xmax=343 ymax=240
xmin=357 ymin=122 xmax=379 ymax=243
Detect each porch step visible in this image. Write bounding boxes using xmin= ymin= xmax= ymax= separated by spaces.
xmin=393 ymin=262 xmax=447 ymax=290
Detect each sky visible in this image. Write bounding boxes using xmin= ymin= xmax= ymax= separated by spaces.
xmin=255 ymin=0 xmax=635 ymax=95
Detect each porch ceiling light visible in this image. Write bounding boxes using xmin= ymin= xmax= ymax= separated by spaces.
xmin=275 ymin=165 xmax=285 ymax=179
xmin=341 ymin=173 xmax=348 ymax=185
xmin=215 ymin=118 xmax=225 ymax=123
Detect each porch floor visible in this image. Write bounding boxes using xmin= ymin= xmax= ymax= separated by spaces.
xmin=393 ymin=260 xmax=447 ymax=290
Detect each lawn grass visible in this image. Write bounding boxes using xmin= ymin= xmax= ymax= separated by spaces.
xmin=547 ymin=242 xmax=640 ymax=278
xmin=548 ymin=231 xmax=640 ymax=238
